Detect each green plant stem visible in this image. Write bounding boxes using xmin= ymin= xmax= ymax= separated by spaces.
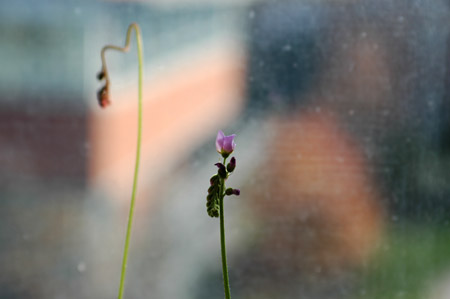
xmin=220 ymin=157 xmax=231 ymax=299
xmin=101 ymin=23 xmax=144 ymax=299
xmin=118 ymin=23 xmax=143 ymax=299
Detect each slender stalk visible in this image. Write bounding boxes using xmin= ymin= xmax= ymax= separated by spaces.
xmin=220 ymin=157 xmax=231 ymax=299
xmin=100 ymin=23 xmax=143 ymax=299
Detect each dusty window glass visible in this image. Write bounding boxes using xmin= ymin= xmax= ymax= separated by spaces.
xmin=1 ymin=0 xmax=450 ymax=299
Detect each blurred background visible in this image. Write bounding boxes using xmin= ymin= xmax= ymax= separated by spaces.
xmin=1 ymin=0 xmax=450 ymax=298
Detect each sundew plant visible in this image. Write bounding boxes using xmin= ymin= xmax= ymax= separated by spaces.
xmin=206 ymin=130 xmax=241 ymax=299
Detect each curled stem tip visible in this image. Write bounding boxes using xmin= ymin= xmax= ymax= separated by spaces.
xmin=97 ymin=23 xmax=143 ymax=109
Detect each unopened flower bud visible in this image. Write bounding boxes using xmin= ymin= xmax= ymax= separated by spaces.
xmin=225 ymin=188 xmax=234 ymax=196
xmin=97 ymin=70 xmax=105 ymax=80
xmin=215 ymin=163 xmax=227 ymax=179
xmin=225 ymin=188 xmax=240 ymax=196
xmin=208 ymin=185 xmax=215 ymax=194
xmin=227 ymin=157 xmax=236 ymax=172
xmin=208 ymin=208 xmax=219 ymax=218
xmin=97 ymin=85 xmax=110 ymax=108
xmin=210 ymin=174 xmax=219 ymax=186
xmin=207 ymin=193 xmax=213 ymax=201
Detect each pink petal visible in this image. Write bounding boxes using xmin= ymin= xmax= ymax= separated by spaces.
xmin=222 ymin=134 xmax=236 ymax=153
xmin=216 ymin=130 xmax=225 ymax=153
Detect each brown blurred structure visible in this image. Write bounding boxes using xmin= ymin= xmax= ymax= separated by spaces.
xmin=253 ymin=112 xmax=383 ymax=270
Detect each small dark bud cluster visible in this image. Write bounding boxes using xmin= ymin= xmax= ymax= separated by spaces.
xmin=206 ymin=174 xmax=220 ymax=217
xmin=96 ymin=68 xmax=110 ymax=108
xmin=206 ymin=156 xmax=240 ymax=218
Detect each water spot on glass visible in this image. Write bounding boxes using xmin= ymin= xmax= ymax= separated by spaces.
xmin=361 ymin=31 xmax=367 ymax=38
xmin=282 ymin=44 xmax=292 ymax=52
xmin=315 ymin=106 xmax=321 ymax=113
xmin=382 ymin=109 xmax=390 ymax=116
xmin=348 ymin=62 xmax=355 ymax=72
xmin=348 ymin=109 xmax=355 ymax=116
xmin=299 ymin=212 xmax=309 ymax=222
xmin=397 ymin=15 xmax=405 ymax=23
xmin=391 ymin=215 xmax=398 ymax=222
xmin=77 ymin=262 xmax=87 ymax=273
xmin=74 ymin=7 xmax=82 ymax=15
xmin=335 ymin=156 xmax=344 ymax=163
xmin=248 ymin=10 xmax=255 ymax=19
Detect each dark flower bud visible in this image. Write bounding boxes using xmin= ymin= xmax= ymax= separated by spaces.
xmin=210 ymin=174 xmax=219 ymax=186
xmin=97 ymin=70 xmax=105 ymax=80
xmin=97 ymin=85 xmax=110 ymax=108
xmin=225 ymin=188 xmax=240 ymax=196
xmin=208 ymin=208 xmax=219 ymax=218
xmin=225 ymin=188 xmax=234 ymax=196
xmin=214 ymin=163 xmax=225 ymax=171
xmin=215 ymin=163 xmax=227 ymax=179
xmin=207 ymin=199 xmax=220 ymax=218
xmin=207 ymin=185 xmax=215 ymax=194
xmin=207 ymin=193 xmax=213 ymax=202
xmin=227 ymin=157 xmax=236 ymax=173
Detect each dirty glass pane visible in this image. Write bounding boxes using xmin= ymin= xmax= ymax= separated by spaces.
xmin=1 ymin=0 xmax=450 ymax=298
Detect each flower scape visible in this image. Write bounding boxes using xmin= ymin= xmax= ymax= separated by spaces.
xmin=207 ymin=131 xmax=240 ymax=218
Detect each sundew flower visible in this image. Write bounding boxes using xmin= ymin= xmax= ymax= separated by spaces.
xmin=216 ymin=130 xmax=236 ymax=158
xmin=206 ymin=130 xmax=240 ymax=298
